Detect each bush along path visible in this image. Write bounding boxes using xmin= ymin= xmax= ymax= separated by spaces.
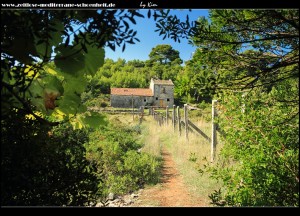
xmin=129 ymin=148 xmax=207 ymax=207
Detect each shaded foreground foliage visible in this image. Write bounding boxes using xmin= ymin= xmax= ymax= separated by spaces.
xmin=1 ymin=109 xmax=99 ymax=206
xmin=1 ymin=109 xmax=161 ymax=206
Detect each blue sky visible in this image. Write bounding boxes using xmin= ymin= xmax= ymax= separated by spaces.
xmin=104 ymin=9 xmax=209 ymax=64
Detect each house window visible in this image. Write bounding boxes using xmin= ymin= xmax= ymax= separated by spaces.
xmin=156 ymin=97 xmax=158 ymax=100
xmin=167 ymin=98 xmax=170 ymax=101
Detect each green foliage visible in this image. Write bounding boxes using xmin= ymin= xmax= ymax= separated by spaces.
xmin=148 ymin=44 xmax=183 ymax=65
xmin=84 ymin=52 xmax=182 ymax=102
xmin=191 ymin=9 xmax=299 ymax=92
xmin=83 ymin=94 xmax=110 ymax=109
xmin=204 ymin=80 xmax=299 ymax=206
xmin=86 ymin=124 xmax=161 ymax=201
xmin=188 ymin=152 xmax=198 ymax=162
xmin=1 ymin=109 xmax=100 ymax=206
xmin=1 ymin=9 xmax=146 ymax=127
xmin=178 ymin=10 xmax=299 ymax=206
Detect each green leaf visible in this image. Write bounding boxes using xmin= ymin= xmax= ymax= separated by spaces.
xmin=27 ymin=75 xmax=64 ymax=114
xmin=63 ymin=75 xmax=87 ymax=95
xmin=82 ymin=43 xmax=88 ymax=53
xmin=56 ymin=91 xmax=82 ymax=115
xmin=54 ymin=45 xmax=85 ymax=76
xmin=83 ymin=45 xmax=105 ymax=76
xmin=55 ymin=41 xmax=104 ymax=78
xmin=30 ymin=97 xmax=46 ymax=113
xmin=43 ymin=75 xmax=64 ymax=94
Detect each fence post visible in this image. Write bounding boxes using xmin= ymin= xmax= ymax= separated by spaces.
xmin=172 ymin=105 xmax=176 ymax=132
xmin=211 ymin=100 xmax=218 ymax=162
xmin=184 ymin=104 xmax=189 ymax=141
xmin=177 ymin=106 xmax=181 ymax=136
xmin=131 ymin=94 xmax=134 ymax=121
xmin=166 ymin=106 xmax=169 ymax=126
xmin=139 ymin=106 xmax=144 ymax=124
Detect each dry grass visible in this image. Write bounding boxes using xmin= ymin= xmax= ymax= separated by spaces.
xmin=139 ymin=118 xmax=162 ymax=159
xmin=139 ymin=114 xmax=223 ymax=206
xmin=105 ymin=110 xmax=223 ymax=206
xmin=107 ymin=113 xmax=141 ymax=126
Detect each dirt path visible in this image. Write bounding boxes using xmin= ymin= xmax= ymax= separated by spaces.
xmin=131 ymin=149 xmax=207 ymax=207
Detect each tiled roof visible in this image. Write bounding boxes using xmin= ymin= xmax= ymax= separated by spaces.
xmin=152 ymin=79 xmax=174 ymax=85
xmin=111 ymin=88 xmax=153 ymax=96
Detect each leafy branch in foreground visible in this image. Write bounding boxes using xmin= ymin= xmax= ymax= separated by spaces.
xmin=1 ymin=9 xmax=145 ymax=127
xmin=189 ymin=9 xmax=299 ymax=93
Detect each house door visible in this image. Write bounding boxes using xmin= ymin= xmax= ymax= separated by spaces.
xmin=159 ymin=99 xmax=165 ymax=107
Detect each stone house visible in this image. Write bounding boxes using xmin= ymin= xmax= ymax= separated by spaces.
xmin=110 ymin=78 xmax=174 ymax=108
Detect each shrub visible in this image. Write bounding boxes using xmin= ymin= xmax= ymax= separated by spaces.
xmin=205 ymin=82 xmax=299 ymax=206
xmin=86 ymin=124 xmax=161 ymax=201
xmin=1 ymin=110 xmax=100 ymax=206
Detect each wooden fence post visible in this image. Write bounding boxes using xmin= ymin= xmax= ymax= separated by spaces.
xmin=159 ymin=114 xmax=161 ymax=126
xmin=131 ymin=94 xmax=134 ymax=121
xmin=172 ymin=105 xmax=176 ymax=132
xmin=166 ymin=106 xmax=169 ymax=126
xmin=211 ymin=100 xmax=218 ymax=162
xmin=177 ymin=106 xmax=181 ymax=136
xmin=139 ymin=106 xmax=144 ymax=124
xmin=155 ymin=112 xmax=159 ymax=125
xmin=184 ymin=104 xmax=189 ymax=141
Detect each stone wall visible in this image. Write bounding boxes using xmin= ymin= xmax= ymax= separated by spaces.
xmin=152 ymin=84 xmax=174 ymax=107
xmin=111 ymin=95 xmax=154 ymax=108
xmin=110 ymin=79 xmax=174 ymax=108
